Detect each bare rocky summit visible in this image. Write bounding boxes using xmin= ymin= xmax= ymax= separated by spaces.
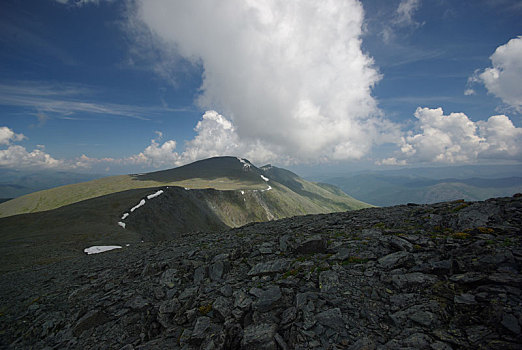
xmin=1 ymin=195 xmax=521 ymax=349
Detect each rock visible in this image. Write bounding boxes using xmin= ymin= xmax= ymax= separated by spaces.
xmin=315 ymin=308 xmax=344 ymax=330
xmin=378 ymin=251 xmax=411 ymax=269
xmin=191 ymin=316 xmax=211 ymax=340
xmin=252 ymin=285 xmax=282 ymax=312
xmin=234 ymin=290 xmax=253 ymax=309
xmin=160 ymin=269 xmax=178 ymax=288
xmin=295 ymin=235 xmax=327 ymax=254
xmin=212 ymin=296 xmax=232 ymax=321
xmin=409 ymin=310 xmax=437 ymax=327
xmin=247 ymin=259 xmax=289 ymax=276
xmin=73 ymin=310 xmax=109 ymax=337
xmin=193 ymin=265 xmax=208 ymax=283
xmin=319 ymin=270 xmax=339 ymax=293
xmin=454 ymin=293 xmax=476 ymax=305
xmin=209 ymin=261 xmax=225 ymax=281
xmin=392 ymin=272 xmax=437 ymax=289
xmin=241 ymin=323 xmax=278 ymax=350
xmin=449 ymin=272 xmax=485 ymax=284
xmin=348 ymin=337 xmax=376 ymax=350
xmin=501 ymin=313 xmax=521 ymax=335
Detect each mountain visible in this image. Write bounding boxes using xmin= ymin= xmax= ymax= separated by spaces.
xmin=1 ymin=195 xmax=520 ymax=348
xmin=320 ymin=172 xmax=522 ymax=207
xmin=0 ymin=156 xmax=370 ymax=273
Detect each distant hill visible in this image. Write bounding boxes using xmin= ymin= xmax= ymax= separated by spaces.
xmin=0 ymin=156 xmax=370 ymax=272
xmin=321 ymin=173 xmax=522 ymax=206
xmin=0 ymin=169 xmax=101 ymax=199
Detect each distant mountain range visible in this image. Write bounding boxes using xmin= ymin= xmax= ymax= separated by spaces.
xmin=318 ymin=165 xmax=522 ymax=206
xmin=0 ymin=169 xmax=101 ymax=200
xmin=0 ymin=156 xmax=370 ymax=273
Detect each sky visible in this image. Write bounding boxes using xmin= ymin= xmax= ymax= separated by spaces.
xmin=0 ymin=0 xmax=521 ymax=175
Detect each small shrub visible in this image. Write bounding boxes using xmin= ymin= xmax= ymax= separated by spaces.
xmin=452 ymin=232 xmax=471 ymax=239
xmin=198 ymin=304 xmax=212 ymax=315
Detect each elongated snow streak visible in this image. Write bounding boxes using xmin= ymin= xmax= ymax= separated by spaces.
xmin=147 ymin=190 xmax=164 ymax=199
xmin=130 ymin=199 xmax=146 ymax=212
xmin=260 ymin=175 xmax=269 ymax=182
xmin=121 ymin=213 xmax=129 ymax=220
xmin=118 ymin=221 xmax=126 ymax=229
xmin=84 ymin=245 xmax=122 ymax=255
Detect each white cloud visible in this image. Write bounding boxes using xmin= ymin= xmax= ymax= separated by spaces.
xmin=0 ymin=126 xmax=25 ymax=145
xmin=126 ymin=137 xmax=180 ymax=169
xmin=477 ymin=36 xmax=522 ymax=112
xmin=464 ymin=89 xmax=475 ymax=96
xmin=0 ymin=144 xmax=63 ymax=169
xmin=385 ymin=107 xmax=522 ymax=164
xmin=0 ymin=126 xmax=65 ymax=169
xmin=394 ymin=0 xmax=421 ymax=26
xmin=129 ymin=0 xmax=393 ymax=164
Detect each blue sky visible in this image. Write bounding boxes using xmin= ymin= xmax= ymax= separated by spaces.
xmin=0 ymin=0 xmax=521 ymax=174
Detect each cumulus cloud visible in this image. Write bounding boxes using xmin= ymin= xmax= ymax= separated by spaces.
xmin=475 ymin=36 xmax=522 ymax=112
xmin=383 ymin=107 xmax=522 ymax=164
xmin=0 ymin=126 xmax=25 ymax=145
xmin=130 ymin=0 xmax=392 ymax=164
xmin=0 ymin=127 xmax=64 ymax=169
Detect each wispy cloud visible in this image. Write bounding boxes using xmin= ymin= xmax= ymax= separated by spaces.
xmin=0 ymin=81 xmax=191 ymax=121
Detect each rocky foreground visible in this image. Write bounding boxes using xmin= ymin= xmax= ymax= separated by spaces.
xmin=1 ymin=196 xmax=521 ymax=349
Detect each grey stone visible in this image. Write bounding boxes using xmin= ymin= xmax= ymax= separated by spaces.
xmin=73 ymin=310 xmax=109 ymax=337
xmin=247 ymin=259 xmax=289 ymax=276
xmin=449 ymin=272 xmax=485 ymax=283
xmin=192 ymin=316 xmax=211 ymax=340
xmin=160 ymin=268 xmax=179 ymax=288
xmin=241 ymin=323 xmax=278 ymax=350
xmin=296 ymin=235 xmax=327 ymax=254
xmin=378 ymin=251 xmax=411 ymax=269
xmin=319 ymin=270 xmax=340 ymax=293
xmin=234 ymin=290 xmax=253 ymax=309
xmin=212 ymin=296 xmax=232 ymax=321
xmin=280 ymin=307 xmax=297 ymax=324
xmin=253 ymin=285 xmax=282 ymax=312
xmin=126 ymin=296 xmax=149 ymax=310
xmin=501 ymin=313 xmax=521 ymax=334
xmin=409 ymin=310 xmax=437 ymax=327
xmin=392 ymin=272 xmax=437 ymax=289
xmin=316 ymin=308 xmax=344 ymax=330
xmin=454 ymin=293 xmax=476 ymax=305
xmin=194 ymin=265 xmax=207 ymax=284
xmin=209 ymin=261 xmax=224 ymax=281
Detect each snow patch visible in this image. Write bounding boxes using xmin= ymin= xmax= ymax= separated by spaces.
xmin=260 ymin=175 xmax=269 ymax=182
xmin=147 ymin=190 xmax=164 ymax=199
xmin=130 ymin=199 xmax=146 ymax=212
xmin=121 ymin=213 xmax=129 ymax=220
xmin=118 ymin=221 xmax=126 ymax=229
xmin=84 ymin=245 xmax=122 ymax=255
xmin=240 ymin=190 xmax=245 ymax=195
xmin=237 ymin=157 xmax=251 ymax=169
xmin=261 ymin=185 xmax=272 ymax=192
